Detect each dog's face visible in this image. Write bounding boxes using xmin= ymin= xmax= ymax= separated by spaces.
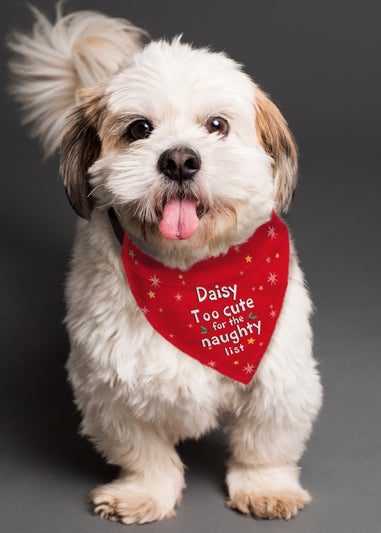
xmin=61 ymin=39 xmax=297 ymax=265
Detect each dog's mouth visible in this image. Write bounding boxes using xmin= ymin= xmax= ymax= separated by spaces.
xmin=158 ymin=196 xmax=206 ymax=240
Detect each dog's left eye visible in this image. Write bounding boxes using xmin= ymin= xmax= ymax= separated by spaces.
xmin=205 ymin=116 xmax=229 ymax=136
xmin=125 ymin=119 xmax=153 ymax=142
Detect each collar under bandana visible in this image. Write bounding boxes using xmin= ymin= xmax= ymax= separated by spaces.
xmin=119 ymin=211 xmax=289 ymax=384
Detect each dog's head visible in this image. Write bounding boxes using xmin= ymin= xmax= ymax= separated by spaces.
xmin=60 ymin=39 xmax=297 ymax=266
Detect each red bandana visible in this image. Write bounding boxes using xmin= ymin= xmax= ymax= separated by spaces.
xmin=121 ymin=212 xmax=289 ymax=384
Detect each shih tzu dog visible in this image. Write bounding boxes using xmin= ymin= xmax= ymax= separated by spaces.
xmin=8 ymin=7 xmax=322 ymax=525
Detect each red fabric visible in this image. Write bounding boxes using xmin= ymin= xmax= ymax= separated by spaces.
xmin=121 ymin=212 xmax=289 ymax=384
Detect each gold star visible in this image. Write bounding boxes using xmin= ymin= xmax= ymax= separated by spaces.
xmin=259 ymin=285 xmax=264 ymax=291
xmin=275 ymin=253 xmax=280 ymax=259
xmin=128 ymin=249 xmax=135 ymax=258
xmin=247 ymin=337 xmax=255 ymax=344
xmin=178 ymin=274 xmax=184 ymax=280
xmin=147 ymin=290 xmax=156 ymax=299
xmin=233 ymin=360 xmax=239 ymax=366
xmin=245 ymin=255 xmax=252 ymax=263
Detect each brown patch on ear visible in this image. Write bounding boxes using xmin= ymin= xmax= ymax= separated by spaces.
xmin=254 ymin=86 xmax=298 ymax=213
xmin=59 ymin=93 xmax=104 ymax=219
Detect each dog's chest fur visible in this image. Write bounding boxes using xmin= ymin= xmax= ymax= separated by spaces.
xmin=65 ymin=211 xmax=313 ymax=443
xmin=65 ymin=213 xmax=235 ymax=436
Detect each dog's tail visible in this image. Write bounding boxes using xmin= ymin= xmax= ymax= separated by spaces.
xmin=8 ymin=5 xmax=146 ymax=156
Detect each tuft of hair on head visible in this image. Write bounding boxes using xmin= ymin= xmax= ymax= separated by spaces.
xmin=254 ymin=86 xmax=298 ymax=213
xmin=7 ymin=4 xmax=147 ymax=156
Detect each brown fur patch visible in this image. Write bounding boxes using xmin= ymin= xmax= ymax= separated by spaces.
xmin=60 ymin=91 xmax=106 ymax=218
xmin=99 ymin=112 xmax=155 ymax=153
xmin=227 ymin=489 xmax=311 ymax=520
xmin=91 ymin=485 xmax=176 ymax=525
xmin=254 ymin=86 xmax=298 ymax=213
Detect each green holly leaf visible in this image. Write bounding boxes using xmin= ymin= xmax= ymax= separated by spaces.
xmin=200 ymin=326 xmax=209 ymax=335
xmin=248 ymin=312 xmax=258 ymax=320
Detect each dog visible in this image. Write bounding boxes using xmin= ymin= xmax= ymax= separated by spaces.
xmin=8 ymin=6 xmax=322 ymax=524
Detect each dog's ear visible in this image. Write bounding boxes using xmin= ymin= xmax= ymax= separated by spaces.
xmin=254 ymin=86 xmax=298 ymax=213
xmin=59 ymin=89 xmax=103 ymax=219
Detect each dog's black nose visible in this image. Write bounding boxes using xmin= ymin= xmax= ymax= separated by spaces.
xmin=158 ymin=147 xmax=201 ymax=183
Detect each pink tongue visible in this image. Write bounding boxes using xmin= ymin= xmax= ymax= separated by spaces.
xmin=159 ymin=198 xmax=199 ymax=240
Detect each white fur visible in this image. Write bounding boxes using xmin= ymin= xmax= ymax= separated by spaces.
xmin=9 ymin=8 xmax=322 ymax=524
xmin=8 ymin=6 xmax=146 ymax=155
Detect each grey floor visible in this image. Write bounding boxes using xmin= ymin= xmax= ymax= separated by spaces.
xmin=1 ymin=1 xmax=380 ymax=533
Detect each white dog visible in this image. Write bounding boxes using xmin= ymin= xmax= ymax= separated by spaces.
xmin=9 ymin=7 xmax=322 ymax=525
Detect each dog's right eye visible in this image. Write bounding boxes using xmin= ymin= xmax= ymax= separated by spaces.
xmin=125 ymin=119 xmax=153 ymax=142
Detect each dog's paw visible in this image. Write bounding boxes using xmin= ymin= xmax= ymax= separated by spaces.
xmin=226 ymin=488 xmax=311 ymax=519
xmin=226 ymin=463 xmax=312 ymax=520
xmin=91 ymin=481 xmax=177 ymax=524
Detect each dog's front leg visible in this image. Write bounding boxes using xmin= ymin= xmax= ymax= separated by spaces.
xmin=225 ymin=370 xmax=321 ymax=520
xmin=90 ymin=421 xmax=185 ymax=525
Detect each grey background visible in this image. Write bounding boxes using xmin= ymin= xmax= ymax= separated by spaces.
xmin=1 ymin=1 xmax=380 ymax=532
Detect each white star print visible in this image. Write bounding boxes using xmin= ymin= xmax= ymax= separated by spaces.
xmin=269 ymin=309 xmax=277 ymax=318
xmin=174 ymin=292 xmax=183 ymax=302
xmin=267 ymin=272 xmax=278 ymax=285
xmin=267 ymin=226 xmax=278 ymax=239
xmin=208 ymin=360 xmax=216 ymax=368
xmin=233 ymin=246 xmax=240 ymax=253
xmin=149 ymin=274 xmax=161 ymax=288
xmin=265 ymin=256 xmax=272 ymax=264
xmin=141 ymin=306 xmax=149 ymax=315
xmin=243 ymin=363 xmax=255 ymax=375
